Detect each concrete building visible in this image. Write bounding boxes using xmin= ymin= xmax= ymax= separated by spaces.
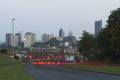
xmin=15 ymin=33 xmax=22 ymax=47
xmin=24 ymin=32 xmax=36 ymax=48
xmin=48 ymin=34 xmax=54 ymax=40
xmin=68 ymin=30 xmax=73 ymax=36
xmin=95 ymin=20 xmax=102 ymax=35
xmin=27 ymin=47 xmax=79 ymax=61
xmin=59 ymin=28 xmax=65 ymax=38
xmin=63 ymin=36 xmax=76 ymax=43
xmin=42 ymin=33 xmax=54 ymax=42
xmin=6 ymin=33 xmax=12 ymax=46
xmin=63 ymin=36 xmax=77 ymax=48
xmin=42 ymin=34 xmax=48 ymax=42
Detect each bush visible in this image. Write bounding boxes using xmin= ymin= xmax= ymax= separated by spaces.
xmin=74 ymin=56 xmax=80 ymax=62
xmin=0 ymin=48 xmax=8 ymax=54
xmin=14 ymin=55 xmax=19 ymax=60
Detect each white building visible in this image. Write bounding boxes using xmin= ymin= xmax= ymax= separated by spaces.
xmin=24 ymin=32 xmax=36 ymax=48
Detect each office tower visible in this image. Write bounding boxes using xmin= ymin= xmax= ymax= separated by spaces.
xmin=15 ymin=33 xmax=22 ymax=47
xmin=95 ymin=20 xmax=102 ymax=35
xmin=42 ymin=33 xmax=54 ymax=42
xmin=59 ymin=28 xmax=65 ymax=38
xmin=24 ymin=32 xmax=36 ymax=47
xmin=6 ymin=33 xmax=12 ymax=46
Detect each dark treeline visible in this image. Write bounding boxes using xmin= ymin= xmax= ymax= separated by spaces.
xmin=78 ymin=8 xmax=120 ymax=63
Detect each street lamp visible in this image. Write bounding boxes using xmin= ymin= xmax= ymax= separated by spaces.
xmin=12 ymin=18 xmax=15 ymax=47
xmin=20 ymin=31 xmax=22 ymax=52
xmin=11 ymin=18 xmax=15 ymax=55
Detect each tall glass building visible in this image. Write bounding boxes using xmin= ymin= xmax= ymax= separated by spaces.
xmin=59 ymin=28 xmax=65 ymax=38
xmin=95 ymin=20 xmax=102 ymax=35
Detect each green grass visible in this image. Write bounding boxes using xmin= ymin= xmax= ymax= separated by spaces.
xmin=0 ymin=54 xmax=34 ymax=80
xmin=63 ymin=64 xmax=120 ymax=73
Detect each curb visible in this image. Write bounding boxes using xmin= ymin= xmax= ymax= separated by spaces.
xmin=61 ymin=65 xmax=120 ymax=75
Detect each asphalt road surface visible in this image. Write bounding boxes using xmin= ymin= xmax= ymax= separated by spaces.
xmin=25 ymin=64 xmax=120 ymax=80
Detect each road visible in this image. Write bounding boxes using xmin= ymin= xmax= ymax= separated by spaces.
xmin=25 ymin=64 xmax=120 ymax=80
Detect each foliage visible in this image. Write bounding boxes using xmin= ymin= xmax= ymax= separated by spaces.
xmin=14 ymin=55 xmax=19 ymax=60
xmin=32 ymin=38 xmax=60 ymax=48
xmin=78 ymin=8 xmax=120 ymax=63
xmin=0 ymin=48 xmax=8 ymax=54
xmin=0 ymin=43 xmax=12 ymax=48
xmin=46 ymin=38 xmax=60 ymax=47
xmin=78 ymin=31 xmax=95 ymax=61
xmin=74 ymin=55 xmax=80 ymax=62
xmin=98 ymin=8 xmax=120 ymax=63
xmin=31 ymin=42 xmax=44 ymax=47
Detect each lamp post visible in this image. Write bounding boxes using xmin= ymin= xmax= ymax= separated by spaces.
xmin=12 ymin=18 xmax=15 ymax=55
xmin=20 ymin=31 xmax=22 ymax=52
xmin=12 ymin=18 xmax=15 ymax=47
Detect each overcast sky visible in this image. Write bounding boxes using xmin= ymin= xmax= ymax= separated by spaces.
xmin=0 ymin=0 xmax=120 ymax=41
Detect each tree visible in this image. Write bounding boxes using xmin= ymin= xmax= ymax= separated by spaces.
xmin=74 ymin=55 xmax=80 ymax=62
xmin=0 ymin=48 xmax=8 ymax=54
xmin=98 ymin=8 xmax=120 ymax=63
xmin=14 ymin=55 xmax=19 ymax=60
xmin=78 ymin=31 xmax=95 ymax=61
xmin=46 ymin=38 xmax=60 ymax=47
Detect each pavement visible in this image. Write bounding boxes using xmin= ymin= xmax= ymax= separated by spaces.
xmin=25 ymin=64 xmax=120 ymax=80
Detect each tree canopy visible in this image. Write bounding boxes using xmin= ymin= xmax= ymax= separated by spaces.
xmin=78 ymin=8 xmax=120 ymax=63
xmin=78 ymin=31 xmax=95 ymax=61
xmin=98 ymin=8 xmax=120 ymax=62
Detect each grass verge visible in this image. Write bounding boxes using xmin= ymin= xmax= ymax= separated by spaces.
xmin=63 ymin=64 xmax=120 ymax=74
xmin=0 ymin=54 xmax=34 ymax=80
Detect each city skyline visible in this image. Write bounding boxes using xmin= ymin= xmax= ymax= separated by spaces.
xmin=0 ymin=0 xmax=120 ymax=41
xmin=5 ymin=30 xmax=77 ymax=47
xmin=5 ymin=28 xmax=75 ymax=42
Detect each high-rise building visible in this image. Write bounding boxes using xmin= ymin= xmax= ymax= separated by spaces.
xmin=15 ymin=33 xmax=22 ymax=47
xmin=24 ymin=32 xmax=36 ymax=47
xmin=59 ymin=28 xmax=65 ymax=38
xmin=6 ymin=33 xmax=18 ymax=47
xmin=42 ymin=34 xmax=48 ymax=42
xmin=95 ymin=20 xmax=102 ymax=35
xmin=48 ymin=34 xmax=54 ymax=40
xmin=68 ymin=30 xmax=73 ymax=36
xmin=6 ymin=33 xmax=12 ymax=46
xmin=42 ymin=33 xmax=54 ymax=42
